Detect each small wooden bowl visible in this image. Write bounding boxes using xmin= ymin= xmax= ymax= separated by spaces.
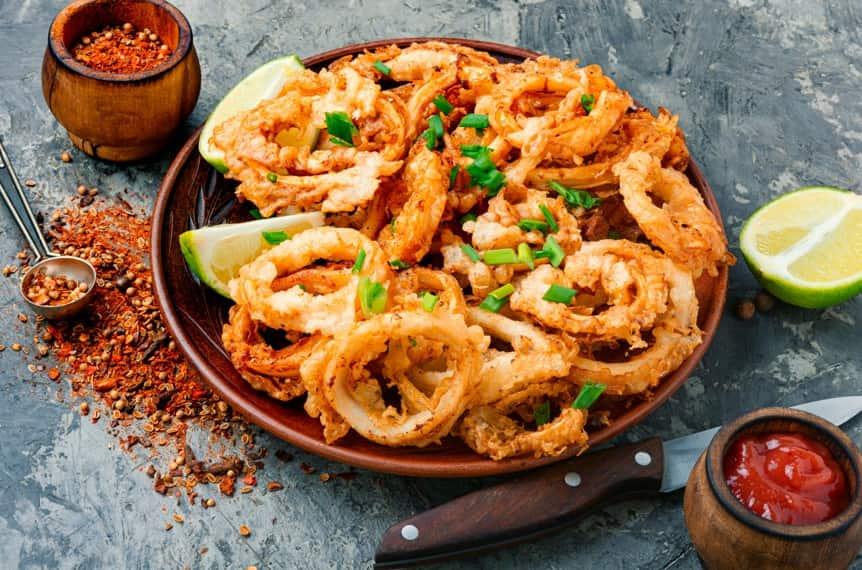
xmin=41 ymin=0 xmax=201 ymax=162
xmin=684 ymin=407 xmax=862 ymax=569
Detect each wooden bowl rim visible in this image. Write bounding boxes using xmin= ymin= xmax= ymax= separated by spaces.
xmin=151 ymin=37 xmax=729 ymax=477
xmin=47 ymin=0 xmax=193 ymax=83
xmin=705 ymin=407 xmax=862 ymax=539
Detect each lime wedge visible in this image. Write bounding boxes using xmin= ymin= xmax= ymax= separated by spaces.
xmin=199 ymin=55 xmax=319 ymax=173
xmin=740 ymin=186 xmax=862 ymax=308
xmin=179 ymin=212 xmax=325 ymax=298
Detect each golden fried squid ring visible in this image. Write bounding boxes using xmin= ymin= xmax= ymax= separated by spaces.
xmin=230 ymin=227 xmax=391 ymax=335
xmin=390 ymin=268 xmax=467 ymax=315
xmin=299 ymin=342 xmax=351 ymax=443
xmin=527 ymin=108 xmax=684 ymax=190
xmin=458 ymin=382 xmax=589 ymax=460
xmin=511 ymin=240 xmax=676 ymax=347
xmin=566 ymin=249 xmax=702 ymax=395
xmin=222 ymin=305 xmax=324 ymax=401
xmin=440 ymin=237 xmax=512 ymax=297
xmin=614 ymin=151 xmax=734 ymax=277
xmin=466 ymin=308 xmax=574 ymax=406
xmin=377 ymin=145 xmax=448 ymax=264
xmin=466 ymin=185 xmax=581 ymax=254
xmin=320 ymin=312 xmax=486 ymax=447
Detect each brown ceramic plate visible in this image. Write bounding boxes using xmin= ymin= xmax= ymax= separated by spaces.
xmin=151 ymin=38 xmax=729 ymax=477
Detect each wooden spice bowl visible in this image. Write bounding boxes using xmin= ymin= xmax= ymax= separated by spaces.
xmin=683 ymin=407 xmax=862 ymax=569
xmin=41 ymin=0 xmax=201 ymax=162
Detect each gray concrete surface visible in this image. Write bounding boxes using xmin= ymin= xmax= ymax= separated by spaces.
xmin=1 ymin=0 xmax=861 ymax=568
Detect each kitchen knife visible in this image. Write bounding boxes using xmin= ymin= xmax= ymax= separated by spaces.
xmin=374 ymin=396 xmax=862 ymax=568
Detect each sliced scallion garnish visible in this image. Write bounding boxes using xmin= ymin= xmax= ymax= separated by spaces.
xmin=421 ymin=292 xmax=439 ymax=312
xmin=325 ymin=111 xmax=359 ymax=147
xmin=483 ymin=248 xmax=518 ymax=265
xmin=458 ymin=113 xmax=490 ymax=130
xmin=373 ymin=60 xmax=391 ymax=76
xmin=517 ymin=219 xmax=549 ymax=234
xmin=460 ymin=243 xmax=481 ymax=262
xmin=352 ymin=248 xmax=366 ymax=273
xmin=534 ymin=401 xmax=551 ymax=426
xmin=358 ymin=276 xmax=387 ymax=316
xmin=517 ymin=243 xmax=534 ymax=269
xmin=433 ymin=94 xmax=454 ymax=115
xmin=572 ymin=382 xmax=606 ymax=409
xmin=542 ymin=283 xmax=577 ymax=304
xmin=262 ymin=230 xmax=289 ymax=245
xmin=539 ymin=204 xmax=558 ymax=232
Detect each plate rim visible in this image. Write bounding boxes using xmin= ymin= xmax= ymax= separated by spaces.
xmin=151 ymin=37 xmax=729 ymax=478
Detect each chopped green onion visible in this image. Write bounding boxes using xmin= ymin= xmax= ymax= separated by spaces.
xmin=541 ymin=236 xmax=565 ymax=268
xmin=409 ymin=336 xmax=418 ymax=347
xmin=358 ymin=277 xmax=387 ymax=316
xmin=262 ymin=230 xmax=289 ymax=245
xmin=459 ymin=113 xmax=490 ymax=130
xmin=517 ymin=242 xmax=534 ymax=269
xmin=433 ymin=94 xmax=454 ymax=115
xmin=249 ymin=208 xmax=262 ymax=219
xmin=266 ymin=172 xmax=278 ymax=184
xmin=325 ymin=111 xmax=358 ymax=147
xmin=298 ymin=284 xmax=307 ymax=292
xmin=607 ymin=230 xmax=622 ymax=239
xmin=390 ymin=216 xmax=397 ymax=233
xmin=421 ymin=292 xmax=439 ymax=312
xmin=389 ymin=259 xmax=410 ymax=270
xmin=483 ymin=248 xmax=518 ymax=265
xmin=422 ymin=128 xmax=437 ymax=150
xmin=429 ymin=114 xmax=444 ymax=138
xmin=479 ymin=283 xmax=515 ymax=313
xmin=460 ymin=144 xmax=487 ymax=158
xmin=581 ymin=93 xmax=595 ymax=114
xmin=572 ymin=382 xmax=606 ymax=409
xmin=460 ymin=243 xmax=481 ymax=262
xmin=479 ymin=295 xmax=507 ymax=313
xmin=533 ymin=401 xmax=551 ymax=427
xmin=373 ymin=60 xmax=391 ymax=75
xmin=542 ymin=283 xmax=577 ymax=304
xmin=352 ymin=248 xmax=366 ymax=273
xmin=459 ymin=212 xmax=477 ymax=225
xmin=449 ymin=165 xmax=460 ymax=189
xmin=549 ymin=181 xmax=600 ymax=210
xmin=488 ymin=283 xmax=515 ymax=300
xmin=539 ymin=204 xmax=559 ymax=232
xmin=517 ymin=219 xmax=549 ymax=234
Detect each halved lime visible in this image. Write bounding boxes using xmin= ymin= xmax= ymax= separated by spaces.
xmin=740 ymin=186 xmax=862 ymax=308
xmin=179 ymin=212 xmax=325 ymax=298
xmin=199 ymin=55 xmax=318 ymax=173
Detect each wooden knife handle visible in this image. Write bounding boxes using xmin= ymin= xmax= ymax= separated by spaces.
xmin=375 ymin=438 xmax=664 ymax=568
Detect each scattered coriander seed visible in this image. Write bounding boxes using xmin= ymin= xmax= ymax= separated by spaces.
xmin=173 ymin=513 xmax=184 ymax=524
xmin=60 ymin=151 xmax=72 ymax=163
xmin=735 ymin=299 xmax=756 ymax=320
xmin=239 ymin=524 xmax=251 ymax=537
xmin=77 ymin=185 xmax=88 ymax=196
xmin=10 ymin=343 xmax=21 ymax=352
xmin=205 ymin=498 xmax=216 ymax=508
xmin=754 ymin=291 xmax=775 ymax=313
xmin=79 ymin=402 xmax=90 ymax=415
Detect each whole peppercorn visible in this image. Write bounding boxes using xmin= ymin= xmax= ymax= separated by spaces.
xmin=754 ymin=291 xmax=775 ymax=313
xmin=735 ymin=298 xmax=756 ymax=320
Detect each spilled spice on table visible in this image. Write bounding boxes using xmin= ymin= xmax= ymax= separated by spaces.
xmin=6 ymin=195 xmax=359 ymax=517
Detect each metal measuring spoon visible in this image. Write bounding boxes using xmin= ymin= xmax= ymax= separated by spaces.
xmin=0 ymin=139 xmax=96 ymax=320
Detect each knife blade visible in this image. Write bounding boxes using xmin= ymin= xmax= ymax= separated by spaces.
xmin=374 ymin=396 xmax=862 ymax=569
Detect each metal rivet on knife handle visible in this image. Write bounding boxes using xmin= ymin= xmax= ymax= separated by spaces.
xmin=401 ymin=524 xmax=419 ymax=541
xmin=634 ymin=451 xmax=652 ymax=466
xmin=563 ymin=472 xmax=582 ymax=487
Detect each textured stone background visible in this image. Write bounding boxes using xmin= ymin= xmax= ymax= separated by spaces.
xmin=1 ymin=0 xmax=860 ymax=568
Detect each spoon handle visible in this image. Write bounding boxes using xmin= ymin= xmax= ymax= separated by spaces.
xmin=0 ymin=138 xmax=53 ymax=260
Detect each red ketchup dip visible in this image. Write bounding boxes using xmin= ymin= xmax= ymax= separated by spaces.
xmin=723 ymin=432 xmax=850 ymax=525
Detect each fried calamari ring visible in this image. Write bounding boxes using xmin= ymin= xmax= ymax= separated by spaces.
xmin=527 ymin=108 xmax=683 ymax=190
xmin=467 ymin=307 xmax=574 ymax=406
xmin=614 ymin=151 xmax=734 ymax=277
xmin=222 ymin=305 xmax=323 ymax=401
xmin=390 ymin=267 xmax=467 ymax=315
xmin=321 ymin=311 xmax=485 ymax=447
xmin=566 ymin=246 xmax=702 ymax=395
xmin=440 ymin=238 xmax=513 ymax=297
xmin=377 ymin=145 xmax=449 ymax=264
xmin=466 ymin=185 xmax=581 ymax=254
xmin=510 ymin=240 xmax=674 ymax=347
xmin=458 ymin=381 xmax=589 ymax=460
xmin=299 ymin=340 xmax=351 ymax=443
xmin=230 ymin=227 xmax=391 ymax=335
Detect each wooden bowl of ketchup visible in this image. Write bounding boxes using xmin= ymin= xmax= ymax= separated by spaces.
xmin=684 ymin=407 xmax=862 ymax=569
